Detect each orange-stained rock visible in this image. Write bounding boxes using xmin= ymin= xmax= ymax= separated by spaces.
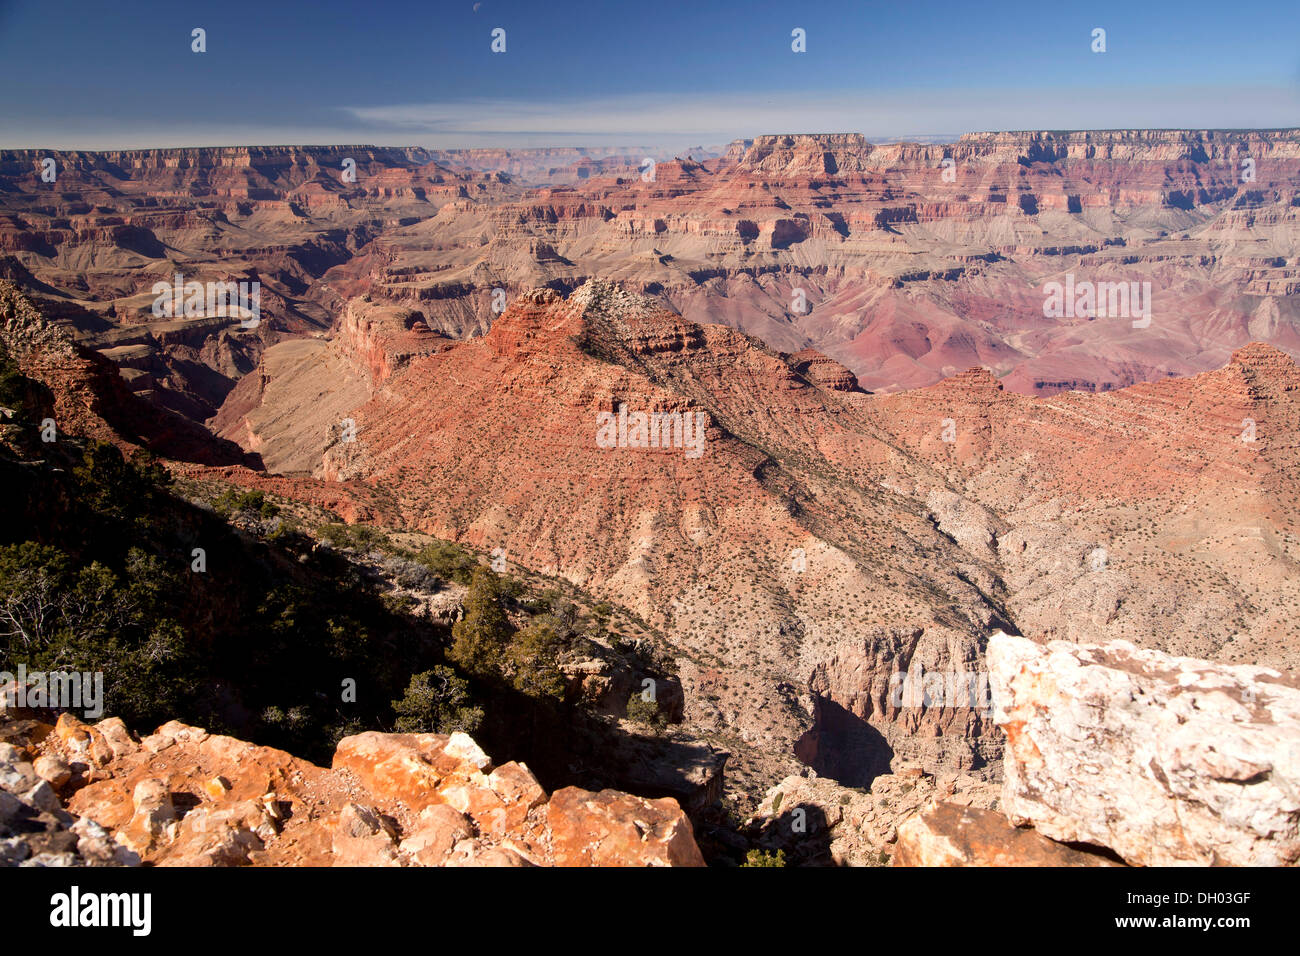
xmin=116 ymin=778 xmax=177 ymax=854
xmin=448 ymin=761 xmax=547 ymax=838
xmin=400 ymin=804 xmax=473 ymax=865
xmin=331 ymin=730 xmax=490 ymax=812
xmin=546 ymin=787 xmax=706 ymax=868
xmin=33 ymin=754 xmax=72 ymax=789
xmin=202 ymin=775 xmax=231 ymax=800
xmin=436 ymin=762 xmax=547 ymax=842
xmin=892 ymin=803 xmax=1120 ymax=867
xmin=53 ymin=713 xmax=137 ymax=775
xmin=161 ymin=797 xmax=275 ymax=867
xmin=16 ymin=712 xmax=705 ymax=867
xmin=489 ymin=762 xmax=547 ymax=808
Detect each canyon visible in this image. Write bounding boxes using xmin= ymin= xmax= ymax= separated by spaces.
xmin=2 ymin=129 xmax=1299 ymax=866
xmin=207 ymin=277 xmax=1300 ymax=811
xmin=5 ymin=129 xmax=1300 ymax=423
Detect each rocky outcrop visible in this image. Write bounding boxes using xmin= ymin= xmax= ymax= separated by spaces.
xmin=795 ymin=627 xmax=1002 ymax=787
xmin=892 ymin=803 xmax=1119 ymax=867
xmin=738 ymin=134 xmax=878 ymax=175
xmin=890 ymin=633 xmax=1300 ymax=866
xmin=335 ymin=298 xmax=455 ymax=383
xmin=2 ymin=712 xmax=705 ymax=867
xmin=748 ymin=767 xmax=999 ymax=866
xmin=788 ymin=348 xmax=863 ymax=392
xmin=546 ymin=787 xmax=704 ymax=866
xmin=989 ymin=632 xmax=1300 ymax=866
xmin=0 ymin=729 xmax=140 ymax=867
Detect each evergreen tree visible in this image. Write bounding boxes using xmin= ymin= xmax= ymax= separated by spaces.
xmin=449 ymin=565 xmax=513 ymax=680
xmin=508 ymin=616 xmax=566 ymax=700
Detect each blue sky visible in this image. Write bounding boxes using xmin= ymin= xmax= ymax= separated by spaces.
xmin=1 ymin=0 xmax=1297 ymax=148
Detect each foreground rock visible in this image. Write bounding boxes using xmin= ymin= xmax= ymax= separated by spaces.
xmin=747 ymin=766 xmax=999 ymax=866
xmin=0 ymin=727 xmax=139 ymax=867
xmin=2 ymin=714 xmax=704 ymax=867
xmin=989 ymin=633 xmax=1300 ymax=866
xmin=892 ymin=803 xmax=1119 ymax=867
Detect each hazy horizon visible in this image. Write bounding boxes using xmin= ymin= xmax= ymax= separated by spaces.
xmin=7 ymin=127 xmax=1300 ymax=155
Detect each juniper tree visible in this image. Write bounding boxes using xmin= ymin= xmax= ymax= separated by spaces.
xmin=449 ymin=565 xmax=513 ymax=680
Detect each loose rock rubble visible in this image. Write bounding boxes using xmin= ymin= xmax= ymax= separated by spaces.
xmin=747 ymin=765 xmax=1000 ymax=866
xmin=0 ymin=725 xmax=139 ymax=867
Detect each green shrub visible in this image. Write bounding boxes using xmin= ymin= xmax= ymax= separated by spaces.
xmin=214 ymin=487 xmax=279 ymax=518
xmin=742 ymin=849 xmax=787 ymax=867
xmin=72 ymin=441 xmax=168 ymax=524
xmin=414 ymin=540 xmax=476 ymax=584
xmin=391 ymin=666 xmax=484 ymax=734
xmin=0 ymin=541 xmax=199 ymax=728
xmin=625 ymin=691 xmax=663 ymax=728
xmin=317 ymin=521 xmax=388 ymax=552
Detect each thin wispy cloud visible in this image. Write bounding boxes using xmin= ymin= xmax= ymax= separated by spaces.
xmin=339 ymin=86 xmax=1300 ymax=149
xmin=6 ymin=82 xmax=1296 ymax=150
